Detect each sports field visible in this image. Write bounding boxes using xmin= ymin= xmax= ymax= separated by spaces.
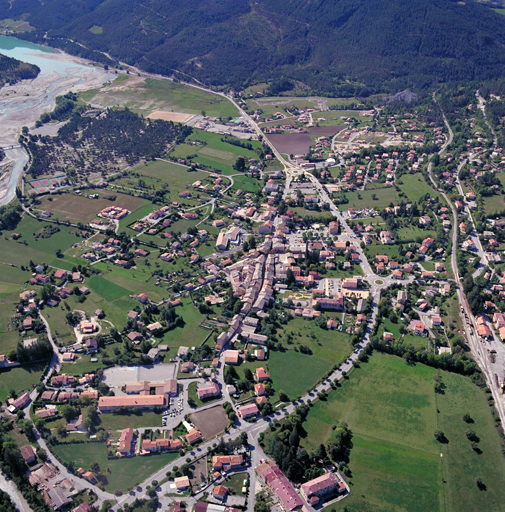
xmin=301 ymin=354 xmax=505 ymax=512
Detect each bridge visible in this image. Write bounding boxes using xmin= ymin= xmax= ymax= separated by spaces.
xmin=1 ymin=145 xmax=22 ymax=150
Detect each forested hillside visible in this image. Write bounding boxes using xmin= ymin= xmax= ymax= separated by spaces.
xmin=3 ymin=0 xmax=505 ymax=93
xmin=0 ymin=52 xmax=39 ymax=87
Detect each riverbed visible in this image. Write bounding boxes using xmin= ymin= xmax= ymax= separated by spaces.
xmin=0 ymin=35 xmax=115 ymax=205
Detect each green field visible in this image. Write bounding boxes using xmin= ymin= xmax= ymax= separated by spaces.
xmin=268 ymin=350 xmax=331 ymax=399
xmin=231 ymin=174 xmax=262 ymax=194
xmin=397 ymin=226 xmax=437 ymax=241
xmin=99 ymin=411 xmax=163 ymax=430
xmin=87 ymin=275 xmax=130 ymax=301
xmin=80 ymin=76 xmax=238 ymax=118
xmin=51 ymin=442 xmax=177 ymax=492
xmin=300 ymin=354 xmax=505 ymax=512
xmin=0 ymin=362 xmax=46 ymax=402
xmin=170 ymin=129 xmax=264 ymax=176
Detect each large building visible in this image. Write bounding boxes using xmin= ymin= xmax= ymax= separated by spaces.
xmin=98 ymin=395 xmax=165 ymax=413
xmin=118 ymin=428 xmax=134 ymax=457
xmin=125 ymin=379 xmax=178 ymax=397
xmin=300 ymin=472 xmax=345 ymax=505
xmin=256 ymin=462 xmax=303 ymax=511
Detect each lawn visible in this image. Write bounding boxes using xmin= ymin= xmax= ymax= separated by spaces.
xmin=222 ymin=472 xmax=248 ymax=496
xmin=301 ymin=354 xmax=505 ymax=512
xmin=364 ymin=242 xmax=400 ymax=259
xmin=187 ymin=382 xmax=222 ymax=408
xmin=51 ymin=442 xmax=177 ymax=492
xmin=99 ymin=411 xmax=163 ymax=431
xmin=343 ymin=187 xmax=399 ymax=210
xmin=0 ymin=362 xmax=47 ymax=402
xmin=397 ymin=226 xmax=437 ymax=241
xmin=268 ymin=349 xmax=331 ymax=400
xmin=62 ymin=353 xmax=108 ymax=376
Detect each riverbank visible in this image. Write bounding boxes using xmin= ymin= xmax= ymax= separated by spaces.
xmin=0 ymin=36 xmax=115 ymax=205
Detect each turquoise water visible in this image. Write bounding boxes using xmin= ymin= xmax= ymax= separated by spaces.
xmin=0 ymin=35 xmax=111 ymax=206
xmin=0 ymin=35 xmax=91 ymax=76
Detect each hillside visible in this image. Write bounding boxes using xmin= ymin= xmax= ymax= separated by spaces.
xmin=0 ymin=52 xmax=39 ymax=87
xmin=3 ymin=0 xmax=505 ymax=92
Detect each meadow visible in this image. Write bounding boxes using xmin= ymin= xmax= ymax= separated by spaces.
xmin=51 ymin=442 xmax=177 ymax=492
xmin=0 ymin=362 xmax=46 ymax=402
xmin=80 ymin=75 xmax=238 ymax=118
xmin=268 ymin=350 xmax=331 ymax=400
xmin=170 ymin=129 xmax=264 ymax=176
xmin=300 ymin=354 xmax=505 ymax=512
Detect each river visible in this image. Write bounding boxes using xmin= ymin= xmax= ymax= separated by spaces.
xmin=0 ymin=35 xmax=114 ymax=206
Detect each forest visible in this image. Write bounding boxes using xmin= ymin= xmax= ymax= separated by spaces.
xmin=0 ymin=52 xmax=39 ymax=88
xmin=23 ymin=108 xmax=192 ymax=178
xmin=4 ymin=0 xmax=505 ymax=93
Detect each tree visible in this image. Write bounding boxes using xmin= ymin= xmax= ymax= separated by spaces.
xmin=61 ymin=405 xmax=78 ymax=422
xmin=90 ymin=461 xmax=100 ymax=474
xmin=434 ymin=430 xmax=446 ymax=443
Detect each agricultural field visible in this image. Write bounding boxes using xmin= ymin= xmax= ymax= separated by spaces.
xmin=80 ymin=75 xmax=238 ymax=118
xmin=111 ymin=160 xmax=213 ymax=208
xmin=0 ymin=362 xmax=46 ymax=402
xmin=33 ymin=192 xmax=149 ymax=224
xmin=170 ymin=129 xmax=265 ymax=176
xmin=0 ymin=215 xmax=84 ymax=267
xmin=51 ymin=442 xmax=177 ymax=492
xmin=301 ymin=354 xmax=505 ymax=512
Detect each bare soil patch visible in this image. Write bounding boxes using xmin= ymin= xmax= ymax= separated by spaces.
xmin=190 ymin=405 xmax=228 ymax=439
xmin=308 ymin=126 xmax=345 ymax=136
xmin=267 ymin=133 xmax=314 ymax=155
xmin=147 ymin=111 xmax=194 ymax=123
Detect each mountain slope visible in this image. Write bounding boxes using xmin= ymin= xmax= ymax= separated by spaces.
xmin=0 ymin=52 xmax=39 ymax=87
xmin=4 ymin=0 xmax=505 ymax=92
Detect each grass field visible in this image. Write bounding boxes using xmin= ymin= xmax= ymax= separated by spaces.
xmin=300 ymin=354 xmax=505 ymax=512
xmin=170 ymin=129 xmax=264 ymax=176
xmin=397 ymin=226 xmax=437 ymax=241
xmin=397 ymin=174 xmax=439 ymax=202
xmin=80 ymin=76 xmax=238 ymax=118
xmin=160 ymin=302 xmax=207 ymax=352
xmin=268 ymin=350 xmax=331 ymax=399
xmin=365 ymin=243 xmax=400 ymax=259
xmin=51 ymin=442 xmax=177 ymax=492
xmin=278 ymin=317 xmax=352 ymax=366
xmin=483 ymin=193 xmax=505 ymax=216
xmin=62 ymin=353 xmax=108 ymax=375
xmin=35 ymin=192 xmax=149 ymax=223
xmin=0 ymin=362 xmax=46 ymax=402
xmin=0 ymin=216 xmax=82 ymax=267
xmin=99 ymin=411 xmax=163 ymax=430
xmin=231 ymin=175 xmax=262 ymax=194
xmin=87 ymin=275 xmax=130 ymax=301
